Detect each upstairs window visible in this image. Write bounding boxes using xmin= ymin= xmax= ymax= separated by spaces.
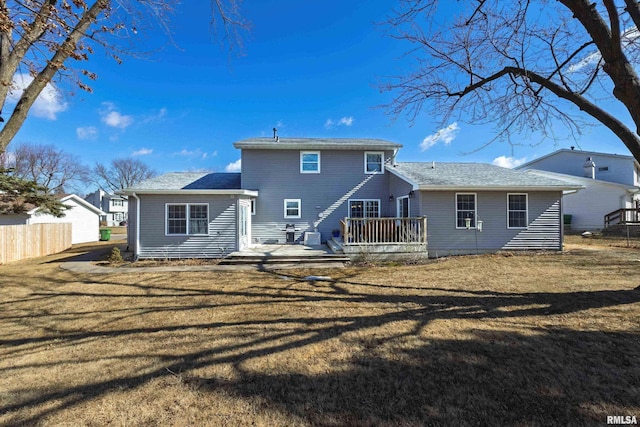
xmin=456 ymin=193 xmax=476 ymax=228
xmin=300 ymin=151 xmax=320 ymax=173
xmin=111 ymin=199 xmax=124 ymax=207
xmin=507 ymin=194 xmax=528 ymax=229
xmin=365 ymin=152 xmax=384 ymax=174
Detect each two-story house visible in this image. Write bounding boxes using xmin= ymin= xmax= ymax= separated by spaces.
xmin=120 ymin=137 xmax=580 ymax=260
xmin=517 ymin=149 xmax=640 ymax=231
xmin=85 ymin=190 xmax=129 ymax=226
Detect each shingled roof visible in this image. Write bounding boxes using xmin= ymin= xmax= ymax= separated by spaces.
xmin=234 ymin=137 xmax=402 ymax=150
xmin=389 ymin=162 xmax=582 ymax=191
xmin=120 ymin=173 xmax=257 ymax=196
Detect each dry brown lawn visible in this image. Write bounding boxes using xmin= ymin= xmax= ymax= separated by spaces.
xmin=0 ymin=237 xmax=639 ymax=426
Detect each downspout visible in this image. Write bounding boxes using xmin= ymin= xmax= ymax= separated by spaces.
xmin=131 ymin=192 xmax=140 ymax=260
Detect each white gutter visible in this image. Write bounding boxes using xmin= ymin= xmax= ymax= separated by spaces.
xmin=131 ymin=192 xmax=140 ymax=260
xmin=119 ymin=189 xmax=259 ymax=197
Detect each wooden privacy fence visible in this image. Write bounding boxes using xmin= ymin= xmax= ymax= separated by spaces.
xmin=0 ymin=223 xmax=72 ymax=264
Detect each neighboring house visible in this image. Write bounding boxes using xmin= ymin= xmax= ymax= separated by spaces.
xmin=0 ymin=194 xmax=105 ymax=244
xmin=120 ymin=137 xmax=580 ymax=260
xmin=517 ymin=149 xmax=640 ymax=230
xmin=524 ymin=170 xmax=639 ymax=231
xmin=85 ymin=190 xmax=129 ymax=226
xmin=516 ymin=148 xmax=640 ymax=186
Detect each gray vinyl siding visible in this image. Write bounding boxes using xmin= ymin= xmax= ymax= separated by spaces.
xmin=420 ymin=191 xmax=562 ymax=256
xmin=242 ymin=149 xmax=395 ymax=243
xmin=136 ymin=194 xmax=238 ymax=259
xmin=388 ymin=173 xmax=416 ymax=216
xmin=127 ymin=199 xmax=137 ymax=251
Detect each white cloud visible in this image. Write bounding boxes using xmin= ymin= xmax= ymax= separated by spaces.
xmin=492 ymin=155 xmax=527 ymax=168
xmin=140 ymin=107 xmax=168 ymax=124
xmin=420 ymin=122 xmax=460 ymax=151
xmin=174 ymin=148 xmax=213 ymax=159
xmin=339 ymin=116 xmax=354 ymax=126
xmin=325 ymin=116 xmax=354 ymax=129
xmin=102 ymin=111 xmax=134 ymax=129
xmin=569 ymin=27 xmax=640 ymax=73
xmin=8 ymin=73 xmax=68 ymax=120
xmin=100 ymin=102 xmax=133 ymax=129
xmin=132 ymin=148 xmax=153 ymax=156
xmin=76 ymin=126 xmax=98 ymax=140
xmin=224 ymin=159 xmax=242 ymax=172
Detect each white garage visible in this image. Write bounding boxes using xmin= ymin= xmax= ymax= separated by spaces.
xmin=0 ymin=194 xmax=105 ymax=244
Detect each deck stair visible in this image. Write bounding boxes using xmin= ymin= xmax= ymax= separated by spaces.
xmin=220 ymin=244 xmax=350 ymax=265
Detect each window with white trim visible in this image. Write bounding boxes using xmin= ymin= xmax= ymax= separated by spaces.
xmin=349 ymin=199 xmax=380 ymax=218
xmin=111 ymin=199 xmax=124 ymax=207
xmin=166 ymin=203 xmax=209 ymax=235
xmin=507 ymin=193 xmax=528 ymax=229
xmin=300 ymin=151 xmax=320 ymax=173
xmin=284 ymin=199 xmax=301 ymax=218
xmin=456 ymin=193 xmax=476 ymax=228
xmin=250 ymin=199 xmax=256 ymax=215
xmin=397 ymin=196 xmax=410 ymax=218
xmin=365 ymin=152 xmax=384 ymax=174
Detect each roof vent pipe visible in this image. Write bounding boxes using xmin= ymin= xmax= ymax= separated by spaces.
xmin=583 ymin=156 xmax=596 ymax=179
xmin=432 ymin=161 xmax=435 ymax=169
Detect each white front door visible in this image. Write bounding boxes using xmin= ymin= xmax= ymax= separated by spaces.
xmin=238 ymin=200 xmax=251 ymax=250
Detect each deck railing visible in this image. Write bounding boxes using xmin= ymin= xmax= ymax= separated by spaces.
xmin=340 ymin=217 xmax=427 ymax=245
xmin=604 ymin=208 xmax=640 ymax=228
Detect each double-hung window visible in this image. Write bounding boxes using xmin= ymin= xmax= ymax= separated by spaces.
xmin=300 ymin=151 xmax=320 ymax=173
xmin=365 ymin=152 xmax=384 ymax=174
xmin=507 ymin=193 xmax=528 ymax=229
xmin=166 ymin=203 xmax=209 ymax=235
xmin=284 ymin=199 xmax=301 ymax=219
xmin=348 ymin=199 xmax=380 ymax=218
xmin=456 ymin=193 xmax=476 ymax=228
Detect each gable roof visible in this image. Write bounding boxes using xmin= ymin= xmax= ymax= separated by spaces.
xmin=119 ymin=172 xmax=257 ymax=196
xmin=26 ymin=194 xmax=106 ymax=216
xmin=516 ymin=148 xmax=638 ymax=169
xmin=234 ymin=137 xmax=402 ymax=151
xmin=389 ymin=162 xmax=582 ymax=191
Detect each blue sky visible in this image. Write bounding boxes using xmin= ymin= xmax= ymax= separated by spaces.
xmin=6 ymin=1 xmax=635 ymax=193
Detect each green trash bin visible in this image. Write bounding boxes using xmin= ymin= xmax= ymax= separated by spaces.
xmin=100 ymin=228 xmax=112 ymax=241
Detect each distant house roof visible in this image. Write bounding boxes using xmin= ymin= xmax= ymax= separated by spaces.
xmin=525 ymin=169 xmax=640 ymax=192
xmin=389 ymin=162 xmax=583 ymax=191
xmin=234 ymin=137 xmax=402 ymax=151
xmin=119 ymin=172 xmax=257 ymax=196
xmin=516 ymin=148 xmax=638 ymax=169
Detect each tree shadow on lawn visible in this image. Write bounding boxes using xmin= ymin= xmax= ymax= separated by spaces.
xmin=1 ymin=272 xmax=639 ymax=425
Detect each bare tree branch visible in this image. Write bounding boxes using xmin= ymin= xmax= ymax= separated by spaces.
xmin=382 ymin=0 xmax=640 ymax=163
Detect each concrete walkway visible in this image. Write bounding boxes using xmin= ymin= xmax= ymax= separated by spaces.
xmin=60 ymin=241 xmax=346 ymax=275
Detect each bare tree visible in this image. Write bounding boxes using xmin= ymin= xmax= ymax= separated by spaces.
xmin=383 ymin=0 xmax=640 ymax=161
xmin=0 ymin=0 xmax=248 ymax=153
xmin=2 ymin=142 xmax=90 ymax=194
xmin=94 ymin=157 xmax=155 ymax=192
